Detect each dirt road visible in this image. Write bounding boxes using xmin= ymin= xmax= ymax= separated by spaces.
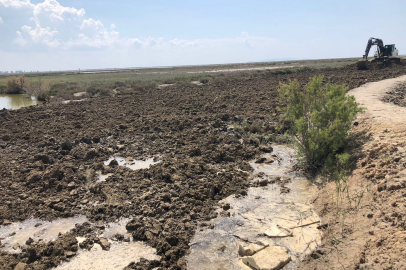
xmin=349 ymin=75 xmax=406 ymax=132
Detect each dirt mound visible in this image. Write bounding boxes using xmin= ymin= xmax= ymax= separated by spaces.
xmin=382 ymin=82 xmax=406 ymax=107
xmin=1 ymin=60 xmax=406 ymax=269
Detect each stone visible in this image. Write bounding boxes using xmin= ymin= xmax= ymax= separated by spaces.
xmin=95 ymin=237 xmax=111 ymax=251
xmin=239 ymin=242 xmax=266 ymax=256
xmin=2 ymin=219 xmax=11 ymax=226
xmin=238 ymin=259 xmax=253 ymax=270
xmin=12 ymin=243 xmax=20 ymax=250
xmin=65 ymin=251 xmax=76 ymax=258
xmin=241 ymin=246 xmax=291 ymax=270
xmin=14 ymin=262 xmax=27 ymax=270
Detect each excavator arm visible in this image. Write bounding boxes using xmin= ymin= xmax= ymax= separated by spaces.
xmin=363 ymin=37 xmax=384 ymax=60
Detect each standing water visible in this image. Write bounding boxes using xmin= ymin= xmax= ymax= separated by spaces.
xmin=187 ymin=145 xmax=322 ymax=270
xmin=0 ymin=94 xmax=42 ymax=110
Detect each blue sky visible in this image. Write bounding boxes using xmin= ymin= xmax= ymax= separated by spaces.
xmin=0 ymin=0 xmax=405 ymax=71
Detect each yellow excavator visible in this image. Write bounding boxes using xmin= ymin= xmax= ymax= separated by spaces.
xmin=357 ymin=37 xmax=400 ymax=70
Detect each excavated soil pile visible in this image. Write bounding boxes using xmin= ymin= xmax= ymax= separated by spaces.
xmin=1 ymin=60 xmax=406 ymax=270
xmin=382 ymin=82 xmax=406 ymax=107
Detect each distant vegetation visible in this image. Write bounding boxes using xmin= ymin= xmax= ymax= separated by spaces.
xmin=0 ymin=58 xmax=358 ymax=98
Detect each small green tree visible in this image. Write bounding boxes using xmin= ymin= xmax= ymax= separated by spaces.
xmin=278 ymin=76 xmax=363 ymax=173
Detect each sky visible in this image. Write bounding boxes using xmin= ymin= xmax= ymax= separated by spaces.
xmin=0 ymin=0 xmax=405 ymax=71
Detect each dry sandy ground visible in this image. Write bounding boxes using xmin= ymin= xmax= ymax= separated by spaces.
xmin=299 ymin=75 xmax=406 ymax=270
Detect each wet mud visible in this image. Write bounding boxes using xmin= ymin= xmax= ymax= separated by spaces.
xmin=187 ymin=146 xmax=321 ymax=270
xmin=1 ymin=60 xmax=406 ymax=269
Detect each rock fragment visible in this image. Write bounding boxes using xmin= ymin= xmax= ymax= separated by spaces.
xmin=95 ymin=237 xmax=111 ymax=251
xmin=241 ymin=246 xmax=291 ymax=270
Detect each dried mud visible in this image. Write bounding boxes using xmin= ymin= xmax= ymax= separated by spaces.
xmin=1 ymin=60 xmax=406 ymax=270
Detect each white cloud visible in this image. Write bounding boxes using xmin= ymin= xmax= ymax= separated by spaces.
xmin=0 ymin=16 xmax=3 ymax=23
xmin=0 ymin=0 xmax=33 ymax=8
xmin=80 ymin=18 xmax=103 ymax=30
xmin=0 ymin=0 xmax=278 ymax=52
xmin=33 ymin=0 xmax=85 ymax=18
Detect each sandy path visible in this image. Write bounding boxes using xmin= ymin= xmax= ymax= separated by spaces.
xmin=348 ymin=75 xmax=406 ymax=132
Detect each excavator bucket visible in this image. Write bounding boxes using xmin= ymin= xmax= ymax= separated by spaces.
xmin=357 ymin=60 xmax=368 ymax=70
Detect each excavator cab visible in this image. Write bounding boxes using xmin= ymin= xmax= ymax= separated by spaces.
xmin=383 ymin=45 xmax=398 ymax=57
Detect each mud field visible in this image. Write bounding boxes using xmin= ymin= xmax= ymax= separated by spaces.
xmin=1 ymin=60 xmax=406 ymax=270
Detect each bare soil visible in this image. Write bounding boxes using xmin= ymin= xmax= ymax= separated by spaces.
xmin=1 ymin=60 xmax=406 ymax=270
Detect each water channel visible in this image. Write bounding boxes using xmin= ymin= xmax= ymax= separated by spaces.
xmin=187 ymin=145 xmax=321 ymax=270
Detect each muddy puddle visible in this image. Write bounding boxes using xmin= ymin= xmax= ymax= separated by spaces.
xmin=56 ymin=241 xmax=159 ymax=270
xmin=187 ymin=145 xmax=321 ymax=270
xmin=0 ymin=94 xmax=42 ymax=110
xmin=0 ymin=216 xmax=160 ymax=269
xmin=56 ymin=218 xmax=159 ymax=270
xmin=97 ymin=156 xmax=161 ymax=183
xmin=0 ymin=216 xmax=88 ymax=253
xmin=104 ymin=157 xmax=161 ymax=171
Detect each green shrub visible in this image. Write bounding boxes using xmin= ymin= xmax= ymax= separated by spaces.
xmin=278 ymin=76 xmax=363 ymax=173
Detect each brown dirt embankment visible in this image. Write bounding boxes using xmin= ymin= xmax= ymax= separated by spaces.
xmin=1 ymin=61 xmax=406 ymax=269
xmin=299 ymin=75 xmax=406 ymax=270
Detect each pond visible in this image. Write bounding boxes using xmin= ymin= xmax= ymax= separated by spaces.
xmin=0 ymin=94 xmax=42 ymax=110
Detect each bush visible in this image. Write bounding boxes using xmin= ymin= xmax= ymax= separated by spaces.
xmin=278 ymin=76 xmax=363 ymax=173
xmin=6 ymin=76 xmax=26 ymax=94
xmin=26 ymin=79 xmax=50 ymax=101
